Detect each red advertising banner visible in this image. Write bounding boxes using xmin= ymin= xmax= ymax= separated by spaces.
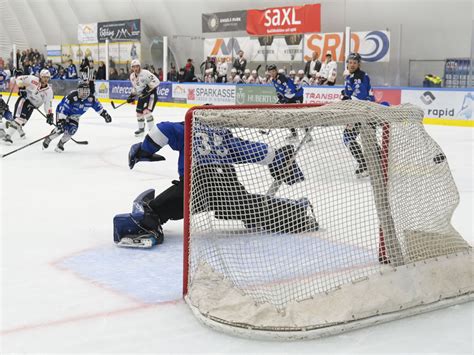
xmin=246 ymin=4 xmax=321 ymax=36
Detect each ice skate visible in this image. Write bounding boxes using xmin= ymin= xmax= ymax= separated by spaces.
xmin=134 ymin=128 xmax=145 ymax=137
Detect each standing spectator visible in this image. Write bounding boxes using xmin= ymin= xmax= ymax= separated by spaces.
xmin=66 ymin=59 xmax=78 ymax=79
xmin=177 ymin=68 xmax=186 ymax=83
xmin=318 ymin=53 xmax=337 ymax=85
xmin=304 ymin=51 xmax=322 ymax=79
xmin=96 ymin=61 xmax=106 ymax=80
xmin=168 ymin=66 xmax=178 ymax=82
xmin=233 ymin=50 xmax=247 ymax=75
xmin=184 ymin=58 xmax=195 ymax=82
xmin=109 ymin=56 xmax=116 ymax=70
xmin=216 ymin=58 xmax=228 ymax=83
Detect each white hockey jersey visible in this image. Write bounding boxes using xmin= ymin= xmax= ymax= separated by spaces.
xmin=16 ymin=75 xmax=53 ymax=113
xmin=130 ymin=69 xmax=160 ymax=96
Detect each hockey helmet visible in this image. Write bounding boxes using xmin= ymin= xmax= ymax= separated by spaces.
xmin=244 ymin=68 xmax=251 ymax=74
xmin=230 ymin=68 xmax=237 ymax=73
xmin=278 ymin=69 xmax=285 ymax=74
xmin=347 ymin=52 xmax=361 ymax=63
xmin=267 ymin=64 xmax=277 ymax=71
xmin=39 ymin=69 xmax=51 ymax=79
xmin=251 ymin=70 xmax=257 ymax=75
xmin=77 ymin=81 xmax=90 ymax=99
xmin=131 ymin=59 xmax=141 ymax=67
xmin=297 ymin=69 xmax=304 ymax=75
xmin=289 ymin=70 xmax=296 ymax=75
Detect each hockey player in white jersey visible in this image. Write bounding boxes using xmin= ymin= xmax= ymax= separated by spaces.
xmin=127 ymin=59 xmax=160 ymax=136
xmin=3 ymin=70 xmax=53 ymax=144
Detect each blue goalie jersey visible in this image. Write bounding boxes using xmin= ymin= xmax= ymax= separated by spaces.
xmin=141 ymin=121 xmax=273 ymax=177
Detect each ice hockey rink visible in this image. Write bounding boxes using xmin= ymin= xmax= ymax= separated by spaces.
xmin=0 ymin=99 xmax=472 ymax=354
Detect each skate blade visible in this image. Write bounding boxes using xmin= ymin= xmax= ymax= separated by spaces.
xmin=54 ymin=147 xmax=64 ymax=153
xmin=117 ymin=237 xmax=155 ymax=249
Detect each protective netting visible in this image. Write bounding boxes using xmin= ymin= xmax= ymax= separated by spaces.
xmin=184 ymin=101 xmax=472 ymax=338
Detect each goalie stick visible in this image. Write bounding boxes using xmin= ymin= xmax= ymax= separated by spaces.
xmin=35 ymin=108 xmax=88 ymax=145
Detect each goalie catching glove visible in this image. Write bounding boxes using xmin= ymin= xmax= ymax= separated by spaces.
xmin=128 ymin=142 xmax=166 ymax=169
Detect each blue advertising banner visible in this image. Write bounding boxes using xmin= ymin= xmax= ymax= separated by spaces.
xmin=109 ymin=80 xmax=172 ymax=101
xmin=156 ymin=82 xmax=172 ymax=102
xmin=109 ymin=80 xmax=133 ymax=100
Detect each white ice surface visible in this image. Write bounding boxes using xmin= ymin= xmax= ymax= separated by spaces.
xmin=0 ymin=101 xmax=472 ymax=354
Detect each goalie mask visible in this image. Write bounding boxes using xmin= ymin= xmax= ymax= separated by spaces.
xmin=78 ymin=82 xmax=90 ymax=99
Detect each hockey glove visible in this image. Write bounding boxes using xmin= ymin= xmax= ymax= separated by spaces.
xmin=19 ymin=88 xmax=27 ymax=99
xmin=126 ymin=94 xmax=136 ymax=103
xmin=56 ymin=118 xmax=67 ymax=132
xmin=140 ymin=87 xmax=151 ymax=98
xmin=128 ymin=142 xmax=166 ymax=169
xmin=100 ymin=110 xmax=112 ymax=123
xmin=46 ymin=113 xmax=54 ymax=125
xmin=276 ymin=93 xmax=286 ymax=104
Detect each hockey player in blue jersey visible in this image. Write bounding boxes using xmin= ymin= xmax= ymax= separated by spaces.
xmin=114 ymin=117 xmax=318 ymax=248
xmin=0 ymin=67 xmax=9 ymax=91
xmin=42 ymin=82 xmax=112 ymax=152
xmin=267 ymin=64 xmax=310 ymax=140
xmin=341 ymin=53 xmax=377 ymax=177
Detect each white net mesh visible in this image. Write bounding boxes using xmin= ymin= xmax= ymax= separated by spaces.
xmin=184 ymin=101 xmax=472 ymax=338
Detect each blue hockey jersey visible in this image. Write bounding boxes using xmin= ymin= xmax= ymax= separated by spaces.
xmin=66 ymin=64 xmax=78 ymax=79
xmin=56 ymin=91 xmax=103 ymax=118
xmin=141 ymin=121 xmax=273 ymax=177
xmin=271 ymin=73 xmax=303 ymax=103
xmin=342 ymin=69 xmax=375 ymax=101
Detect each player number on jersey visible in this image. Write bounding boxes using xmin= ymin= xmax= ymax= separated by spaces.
xmin=195 ymin=132 xmax=228 ymax=157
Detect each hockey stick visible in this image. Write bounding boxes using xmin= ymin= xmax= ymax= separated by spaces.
xmin=111 ymin=101 xmax=128 ymax=110
xmin=5 ymin=84 xmax=14 ymax=105
xmin=35 ymin=108 xmax=88 ymax=145
xmin=266 ymin=128 xmax=313 ymax=197
xmin=1 ymin=131 xmax=56 ymax=158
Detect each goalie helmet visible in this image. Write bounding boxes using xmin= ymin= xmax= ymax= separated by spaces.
xmin=77 ymin=82 xmax=90 ymax=99
xmin=131 ymin=59 xmax=141 ymax=67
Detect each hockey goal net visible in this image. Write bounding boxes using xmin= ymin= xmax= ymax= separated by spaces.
xmin=183 ymin=100 xmax=472 ymax=340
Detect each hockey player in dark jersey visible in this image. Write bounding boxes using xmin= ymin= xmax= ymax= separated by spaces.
xmin=267 ymin=64 xmax=310 ymax=141
xmin=42 ymin=82 xmax=111 ymax=152
xmin=114 ymin=118 xmax=318 ymax=248
xmin=341 ymin=53 xmax=377 ymax=178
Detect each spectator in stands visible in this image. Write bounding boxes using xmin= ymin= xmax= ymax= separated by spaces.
xmin=45 ymin=60 xmax=58 ymax=79
xmin=58 ymin=67 xmax=67 ymax=80
xmin=304 ymin=51 xmax=322 ymax=79
xmin=96 ymin=61 xmax=106 ymax=80
xmin=79 ymin=56 xmax=90 ymax=73
xmin=109 ymin=56 xmax=116 ymax=70
xmin=216 ymin=57 xmax=228 ymax=83
xmin=318 ymin=53 xmax=337 ymax=85
xmin=118 ymin=68 xmax=128 ymax=80
xmin=232 ymin=50 xmax=247 ymax=75
xmin=66 ymin=59 xmax=78 ymax=79
xmin=201 ymin=56 xmax=217 ymax=76
xmin=23 ymin=60 xmax=33 ymax=75
xmin=109 ymin=68 xmax=119 ymax=80
xmin=177 ymin=68 xmax=186 ymax=82
xmin=184 ymin=58 xmax=196 ymax=82
xmin=242 ymin=68 xmax=251 ymax=83
xmin=168 ymin=66 xmax=178 ymax=82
